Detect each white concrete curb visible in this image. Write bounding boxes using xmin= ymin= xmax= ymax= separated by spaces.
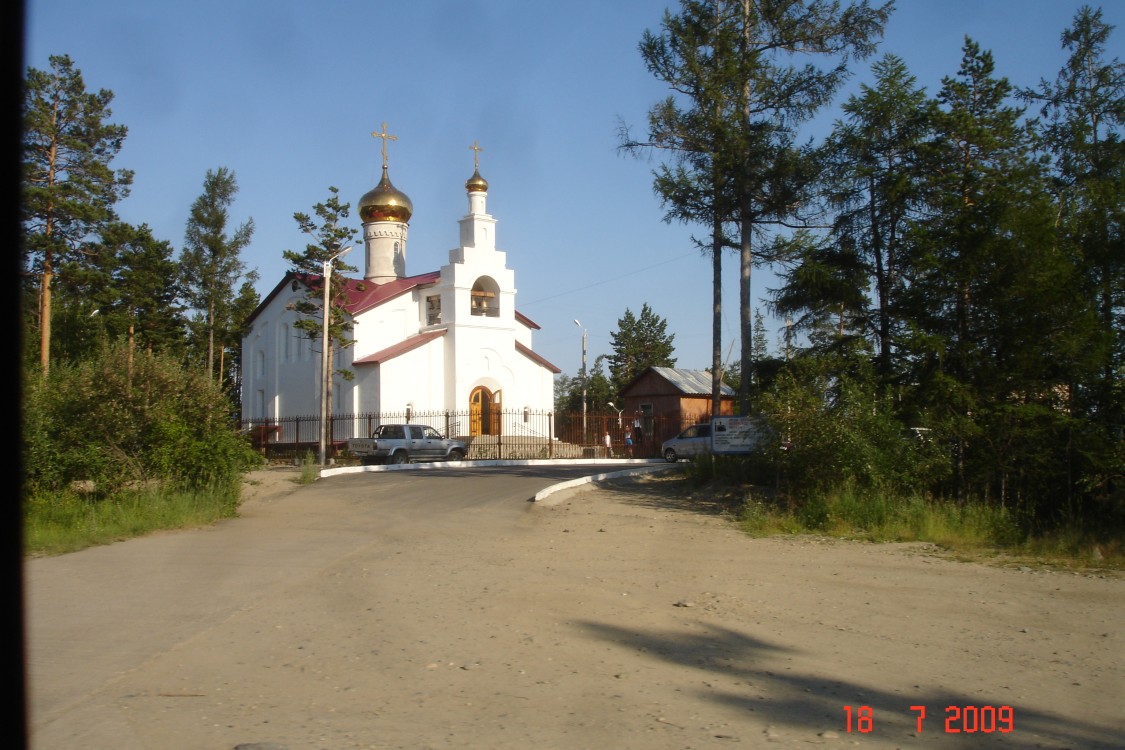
xmin=318 ymin=458 xmax=681 ymax=504
xmin=529 ymin=463 xmax=680 ymax=505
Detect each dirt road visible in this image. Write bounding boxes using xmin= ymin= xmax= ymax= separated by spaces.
xmin=24 ymin=466 xmax=1124 ymax=749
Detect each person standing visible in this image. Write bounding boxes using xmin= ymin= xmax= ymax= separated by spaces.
xmin=604 ymin=430 xmax=612 ymax=458
xmin=624 ymin=427 xmax=633 ymax=457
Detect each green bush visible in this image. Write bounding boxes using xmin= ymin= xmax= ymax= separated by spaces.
xmin=22 ymin=345 xmax=260 ymax=498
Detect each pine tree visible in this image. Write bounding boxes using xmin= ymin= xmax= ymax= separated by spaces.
xmin=282 ymin=186 xmax=358 ymax=418
xmin=21 ymin=54 xmax=133 ymax=375
xmin=180 ymin=167 xmax=254 ymax=383
xmin=282 ymin=187 xmax=358 ymax=344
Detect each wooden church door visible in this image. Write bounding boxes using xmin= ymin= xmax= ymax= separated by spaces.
xmin=469 ymin=386 xmax=501 ymax=436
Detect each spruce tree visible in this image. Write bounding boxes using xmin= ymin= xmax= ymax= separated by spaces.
xmin=607 ymin=303 xmax=677 ymax=397
xmin=101 ymin=221 xmax=185 ymax=374
xmin=903 ymin=38 xmax=1074 ymax=505
xmin=1021 ymin=6 xmax=1125 ymax=431
xmin=822 ymin=54 xmax=931 ymax=380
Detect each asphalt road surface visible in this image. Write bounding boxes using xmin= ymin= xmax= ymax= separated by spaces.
xmin=24 ymin=465 xmax=622 ymax=749
xmin=23 ymin=464 xmax=1125 ymax=750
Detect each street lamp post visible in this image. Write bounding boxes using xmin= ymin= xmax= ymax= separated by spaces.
xmin=319 ymin=245 xmax=353 ymax=466
xmin=607 ymin=401 xmax=623 ymax=427
xmin=573 ymin=319 xmax=587 ymax=441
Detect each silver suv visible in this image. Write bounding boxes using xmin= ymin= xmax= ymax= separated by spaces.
xmin=348 ymin=424 xmax=467 ymax=465
xmin=662 ymin=423 xmax=711 ymax=462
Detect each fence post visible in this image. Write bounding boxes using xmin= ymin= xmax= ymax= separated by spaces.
xmin=548 ymin=411 xmax=554 ymax=459
xmin=293 ymin=416 xmax=302 ymax=464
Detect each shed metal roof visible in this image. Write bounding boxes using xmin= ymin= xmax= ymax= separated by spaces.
xmin=650 ymin=366 xmax=736 ymax=396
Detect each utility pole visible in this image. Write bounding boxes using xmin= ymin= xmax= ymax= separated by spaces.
xmin=574 ymin=319 xmax=587 ymax=441
xmin=319 ymin=245 xmax=352 ymax=465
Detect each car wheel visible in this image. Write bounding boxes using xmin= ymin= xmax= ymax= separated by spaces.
xmin=390 ymin=451 xmax=409 ymax=465
xmin=448 ymin=448 xmax=465 ymax=461
xmin=664 ymin=448 xmax=677 ymax=463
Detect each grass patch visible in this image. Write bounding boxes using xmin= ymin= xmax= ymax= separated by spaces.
xmin=24 ymin=482 xmax=240 ymax=557
xmin=297 ymin=452 xmax=321 ymax=485
xmin=728 ymin=480 xmax=1123 ymax=570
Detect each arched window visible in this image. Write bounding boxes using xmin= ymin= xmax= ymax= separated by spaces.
xmin=470 ymin=276 xmax=500 ymax=317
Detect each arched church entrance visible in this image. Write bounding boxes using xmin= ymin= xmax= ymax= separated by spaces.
xmin=469 ymin=385 xmax=502 ymax=436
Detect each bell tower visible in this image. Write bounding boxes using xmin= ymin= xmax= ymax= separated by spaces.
xmin=457 ymin=140 xmax=497 ymax=254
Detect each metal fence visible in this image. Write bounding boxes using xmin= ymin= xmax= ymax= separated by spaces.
xmin=242 ymin=408 xmax=703 ymax=462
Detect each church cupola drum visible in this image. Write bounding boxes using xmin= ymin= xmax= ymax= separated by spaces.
xmin=359 ymin=122 xmax=413 ymax=283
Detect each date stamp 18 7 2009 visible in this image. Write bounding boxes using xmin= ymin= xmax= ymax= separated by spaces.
xmin=843 ymin=705 xmax=1015 ymax=735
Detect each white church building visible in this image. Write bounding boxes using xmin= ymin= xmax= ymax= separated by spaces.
xmin=241 ymin=133 xmax=560 ymax=442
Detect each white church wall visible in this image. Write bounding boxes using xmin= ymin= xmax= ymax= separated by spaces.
xmin=457 ymin=340 xmax=551 ymax=415
xmin=511 ymin=350 xmax=556 ymax=415
xmin=348 ymin=362 xmax=379 ymax=415
xmin=513 ymin=322 xmax=532 ymax=348
xmin=349 ymin=290 xmax=428 ymax=361
xmin=241 ymin=158 xmax=562 ymax=431
xmin=243 ymin=289 xmax=340 ymax=422
xmin=377 ymin=339 xmax=446 ymax=414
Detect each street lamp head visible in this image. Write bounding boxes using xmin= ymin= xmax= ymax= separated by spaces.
xmin=573 ymin=319 xmax=581 ymax=328
xmin=607 ymin=401 xmax=615 ymax=409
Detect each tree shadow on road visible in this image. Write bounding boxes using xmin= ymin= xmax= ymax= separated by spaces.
xmin=574 ymin=618 xmax=1122 ymax=748
xmin=592 ymin=474 xmax=742 ymax=518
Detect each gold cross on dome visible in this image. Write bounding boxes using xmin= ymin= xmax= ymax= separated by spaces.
xmin=469 ymin=140 xmax=484 ymax=170
xmin=371 ymin=121 xmax=397 ymax=168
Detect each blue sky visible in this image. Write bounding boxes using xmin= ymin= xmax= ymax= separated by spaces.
xmin=24 ymin=0 xmax=1125 ymax=380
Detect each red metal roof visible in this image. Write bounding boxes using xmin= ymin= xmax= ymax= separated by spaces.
xmin=342 ymin=271 xmax=442 ymax=316
xmin=247 ymin=271 xmax=542 ymax=335
xmin=514 ymin=310 xmax=540 ymax=330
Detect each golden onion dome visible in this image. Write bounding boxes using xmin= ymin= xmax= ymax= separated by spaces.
xmin=359 ymin=166 xmax=413 ymax=223
xmin=465 ymin=168 xmax=489 ymax=193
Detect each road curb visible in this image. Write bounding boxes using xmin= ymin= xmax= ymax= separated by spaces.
xmin=529 ymin=463 xmax=681 ymax=505
xmin=318 ymin=459 xmax=681 ymax=504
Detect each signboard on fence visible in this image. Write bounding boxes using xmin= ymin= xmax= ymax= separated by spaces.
xmin=711 ymin=416 xmax=766 ymax=455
